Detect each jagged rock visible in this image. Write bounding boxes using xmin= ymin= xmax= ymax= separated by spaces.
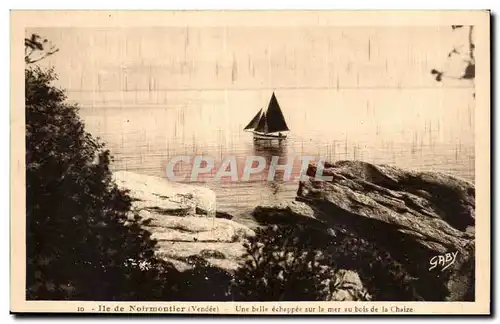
xmin=252 ymin=201 xmax=316 ymax=224
xmin=156 ymin=241 xmax=248 ymax=272
xmin=113 ymin=171 xmax=216 ymax=217
xmin=296 ymin=160 xmax=475 ymax=301
xmin=253 ymin=201 xmax=315 ymax=219
xmin=144 ymin=215 xmax=254 ymax=244
xmin=112 ymin=161 xmax=476 ymax=301
xmin=112 ymin=171 xmax=254 ymax=272
xmin=251 ymin=201 xmax=338 ymax=236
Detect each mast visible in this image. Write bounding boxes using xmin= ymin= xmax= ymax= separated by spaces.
xmin=254 ymin=110 xmax=268 ymax=133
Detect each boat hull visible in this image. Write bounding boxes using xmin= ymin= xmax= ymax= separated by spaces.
xmin=252 ymin=131 xmax=287 ymax=140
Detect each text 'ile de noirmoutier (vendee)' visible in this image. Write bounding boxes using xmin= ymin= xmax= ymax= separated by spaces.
xmin=91 ymin=304 xmax=414 ymax=314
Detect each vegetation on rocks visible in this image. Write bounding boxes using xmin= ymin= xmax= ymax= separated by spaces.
xmin=232 ymin=223 xmax=424 ymax=301
xmin=26 ymin=65 xmax=182 ymax=300
xmin=25 ymin=34 xmax=474 ymax=302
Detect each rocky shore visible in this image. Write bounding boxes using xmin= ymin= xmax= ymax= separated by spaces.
xmin=113 ymin=171 xmax=254 ymax=272
xmin=112 ymin=160 xmax=475 ymax=301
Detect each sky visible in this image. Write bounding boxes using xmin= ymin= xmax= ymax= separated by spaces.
xmin=27 ymin=26 xmax=474 ymax=104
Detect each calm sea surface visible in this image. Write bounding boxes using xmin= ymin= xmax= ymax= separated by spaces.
xmin=78 ymin=88 xmax=475 ymax=215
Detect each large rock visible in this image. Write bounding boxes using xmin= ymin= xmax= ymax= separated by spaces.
xmin=113 ymin=171 xmax=216 ymax=217
xmin=113 ymin=171 xmax=254 ymax=272
xmin=112 ymin=162 xmax=476 ymax=301
xmin=295 ymin=160 xmax=475 ymax=301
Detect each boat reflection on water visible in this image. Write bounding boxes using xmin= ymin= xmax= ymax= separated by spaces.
xmin=242 ymin=91 xmax=293 ymax=198
xmin=251 ymin=138 xmax=289 ymax=197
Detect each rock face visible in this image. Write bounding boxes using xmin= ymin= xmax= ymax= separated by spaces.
xmin=113 ymin=171 xmax=217 ymax=217
xmin=113 ymin=171 xmax=254 ymax=272
xmin=295 ymin=160 xmax=475 ymax=301
xmin=112 ymin=160 xmax=476 ymax=301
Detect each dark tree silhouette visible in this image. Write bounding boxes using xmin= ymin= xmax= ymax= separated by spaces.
xmin=25 ymin=36 xmax=181 ymax=300
xmin=25 ymin=34 xmax=59 ymax=64
xmin=232 ymin=224 xmax=437 ymax=301
xmin=232 ymin=225 xmax=331 ymax=301
xmin=431 ymin=25 xmax=475 ymax=83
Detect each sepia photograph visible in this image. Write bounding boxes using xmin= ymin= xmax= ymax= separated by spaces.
xmin=10 ymin=10 xmax=491 ymax=314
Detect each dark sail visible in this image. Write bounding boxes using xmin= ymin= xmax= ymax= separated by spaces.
xmin=262 ymin=92 xmax=289 ymax=133
xmin=248 ymin=92 xmax=289 ymax=134
xmin=244 ymin=108 xmax=263 ymax=130
xmin=254 ymin=110 xmax=268 ymax=133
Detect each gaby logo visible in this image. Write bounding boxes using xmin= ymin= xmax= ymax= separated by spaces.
xmin=428 ymin=251 xmax=459 ymax=271
xmin=165 ymin=155 xmax=333 ymax=182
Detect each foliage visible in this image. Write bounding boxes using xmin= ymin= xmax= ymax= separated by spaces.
xmin=25 ymin=66 xmax=179 ymax=300
xmin=232 ymin=223 xmax=444 ymax=301
xmin=232 ymin=225 xmax=330 ymax=301
xmin=177 ymin=257 xmax=234 ymax=301
xmin=25 ymin=34 xmax=59 ymax=64
xmin=325 ymin=231 xmax=422 ymax=301
xmin=431 ymin=25 xmax=475 ymax=83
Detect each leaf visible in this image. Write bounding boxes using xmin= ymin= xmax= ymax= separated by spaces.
xmin=447 ymin=48 xmax=459 ymax=58
xmin=462 ymin=63 xmax=475 ymax=80
xmin=431 ymin=70 xmax=444 ymax=82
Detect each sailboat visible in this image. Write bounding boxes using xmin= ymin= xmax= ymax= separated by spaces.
xmin=244 ymin=92 xmax=290 ymax=140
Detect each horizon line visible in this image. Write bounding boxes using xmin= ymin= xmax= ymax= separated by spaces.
xmin=63 ymin=85 xmax=475 ymax=93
